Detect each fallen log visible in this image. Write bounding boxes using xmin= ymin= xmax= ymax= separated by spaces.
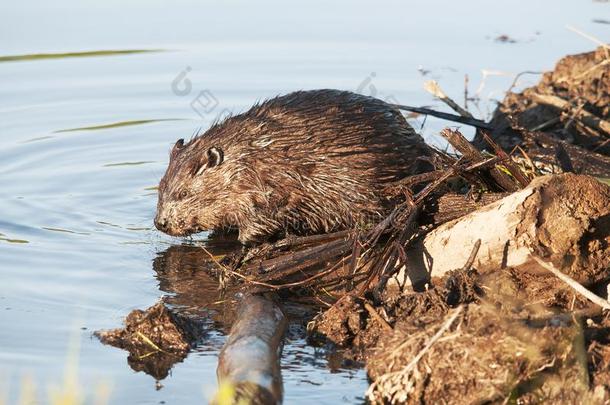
xmin=214 ymin=294 xmax=287 ymax=405
xmin=397 ymin=173 xmax=610 ymax=290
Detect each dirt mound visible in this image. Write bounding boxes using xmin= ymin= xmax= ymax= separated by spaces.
xmin=307 ymin=256 xmax=610 ymax=403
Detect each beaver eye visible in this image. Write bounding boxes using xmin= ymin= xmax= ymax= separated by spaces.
xmin=179 ymin=190 xmax=188 ymax=199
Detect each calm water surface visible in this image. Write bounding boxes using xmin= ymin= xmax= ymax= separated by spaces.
xmin=1 ymin=0 xmax=607 ymax=403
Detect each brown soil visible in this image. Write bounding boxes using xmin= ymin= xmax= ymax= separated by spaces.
xmin=307 ymin=267 xmax=481 ymax=360
xmin=515 ymin=173 xmax=610 ymax=285
xmin=588 ymin=313 xmax=610 ymax=390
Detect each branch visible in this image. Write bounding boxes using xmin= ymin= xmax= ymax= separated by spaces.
xmin=391 ymin=104 xmax=494 ymax=130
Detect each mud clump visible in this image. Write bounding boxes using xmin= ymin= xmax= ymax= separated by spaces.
xmin=518 ymin=174 xmax=610 ymax=285
xmin=95 ymin=301 xmax=202 ymax=380
xmin=307 ymin=268 xmax=481 ymax=360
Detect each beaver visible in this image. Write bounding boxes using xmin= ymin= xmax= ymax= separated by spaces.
xmin=155 ymin=89 xmax=431 ymax=243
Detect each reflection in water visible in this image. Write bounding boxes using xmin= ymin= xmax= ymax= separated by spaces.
xmin=103 ymin=161 xmax=155 ymax=167
xmin=96 ymin=239 xmax=243 ymax=380
xmin=152 ymin=240 xmax=242 ymax=325
xmin=0 ymin=232 xmax=29 ymax=244
xmin=42 ymin=227 xmax=90 ymax=235
xmin=0 ymin=49 xmax=163 ymax=63
xmin=19 ymin=135 xmax=55 ymax=144
xmin=98 ymin=236 xmax=348 ymax=401
xmin=55 ymin=118 xmax=187 ymax=133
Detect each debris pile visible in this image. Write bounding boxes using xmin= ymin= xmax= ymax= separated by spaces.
xmin=478 ymin=46 xmax=610 ymax=177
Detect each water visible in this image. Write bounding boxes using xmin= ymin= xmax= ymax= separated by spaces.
xmin=0 ymin=0 xmax=607 ymax=403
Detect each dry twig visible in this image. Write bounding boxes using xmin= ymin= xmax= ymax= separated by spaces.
xmin=533 ymin=256 xmax=610 ymax=310
xmin=364 ymin=301 xmax=393 ymax=332
xmin=424 ymin=80 xmax=474 ymax=118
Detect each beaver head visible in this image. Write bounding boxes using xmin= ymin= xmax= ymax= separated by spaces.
xmin=154 ymin=137 xmax=236 ymax=237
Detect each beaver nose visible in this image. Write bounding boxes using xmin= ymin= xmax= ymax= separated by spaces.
xmin=154 ymin=216 xmax=168 ymax=231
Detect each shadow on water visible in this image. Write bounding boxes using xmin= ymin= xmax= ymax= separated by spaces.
xmin=152 ymin=239 xmax=243 ymax=324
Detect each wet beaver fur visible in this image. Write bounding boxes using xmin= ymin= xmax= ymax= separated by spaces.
xmin=155 ymin=89 xmax=431 ymax=243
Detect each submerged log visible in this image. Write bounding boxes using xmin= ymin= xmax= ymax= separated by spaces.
xmin=215 ymin=294 xmax=287 ymax=405
xmin=398 ymin=173 xmax=610 ymax=290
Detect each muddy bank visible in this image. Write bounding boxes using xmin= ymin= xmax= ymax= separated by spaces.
xmin=310 ymin=244 xmax=610 ymax=403
xmin=366 ymin=304 xmax=597 ymax=404
xmin=303 ymin=168 xmax=609 ymax=403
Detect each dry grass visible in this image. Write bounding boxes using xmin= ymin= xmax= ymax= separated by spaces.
xmin=366 ymin=302 xmax=591 ymax=404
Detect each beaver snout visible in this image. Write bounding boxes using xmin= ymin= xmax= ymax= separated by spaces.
xmin=154 ymin=214 xmax=169 ymax=233
xmin=154 ymin=212 xmax=199 ymax=236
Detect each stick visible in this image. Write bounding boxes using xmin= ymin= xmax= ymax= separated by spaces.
xmin=506 ymin=71 xmax=544 ymax=94
xmin=464 ymin=74 xmax=469 ymax=111
xmin=482 ymin=132 xmax=530 ymax=187
xmin=530 ymin=93 xmax=610 ymax=134
xmin=363 ymin=301 xmax=393 ymax=332
xmin=460 ymin=239 xmax=481 ymax=271
xmin=424 ymin=80 xmax=474 ymax=118
xmin=530 ymin=116 xmax=560 ymax=131
xmin=566 ymin=25 xmax=610 ymax=56
xmin=533 ymin=257 xmax=610 ymax=310
xmin=216 ymin=294 xmax=286 ymax=404
xmin=440 ymin=128 xmax=519 ymax=192
xmin=391 ymin=104 xmax=494 ymax=130
xmin=200 ymin=246 xmax=281 ymax=290
xmin=401 ymin=306 xmax=463 ymax=372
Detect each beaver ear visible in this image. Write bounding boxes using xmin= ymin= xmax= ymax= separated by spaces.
xmin=206 ymin=147 xmax=224 ymax=168
xmin=195 ymin=146 xmax=224 ymax=175
xmin=171 ymin=138 xmax=185 ymax=157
